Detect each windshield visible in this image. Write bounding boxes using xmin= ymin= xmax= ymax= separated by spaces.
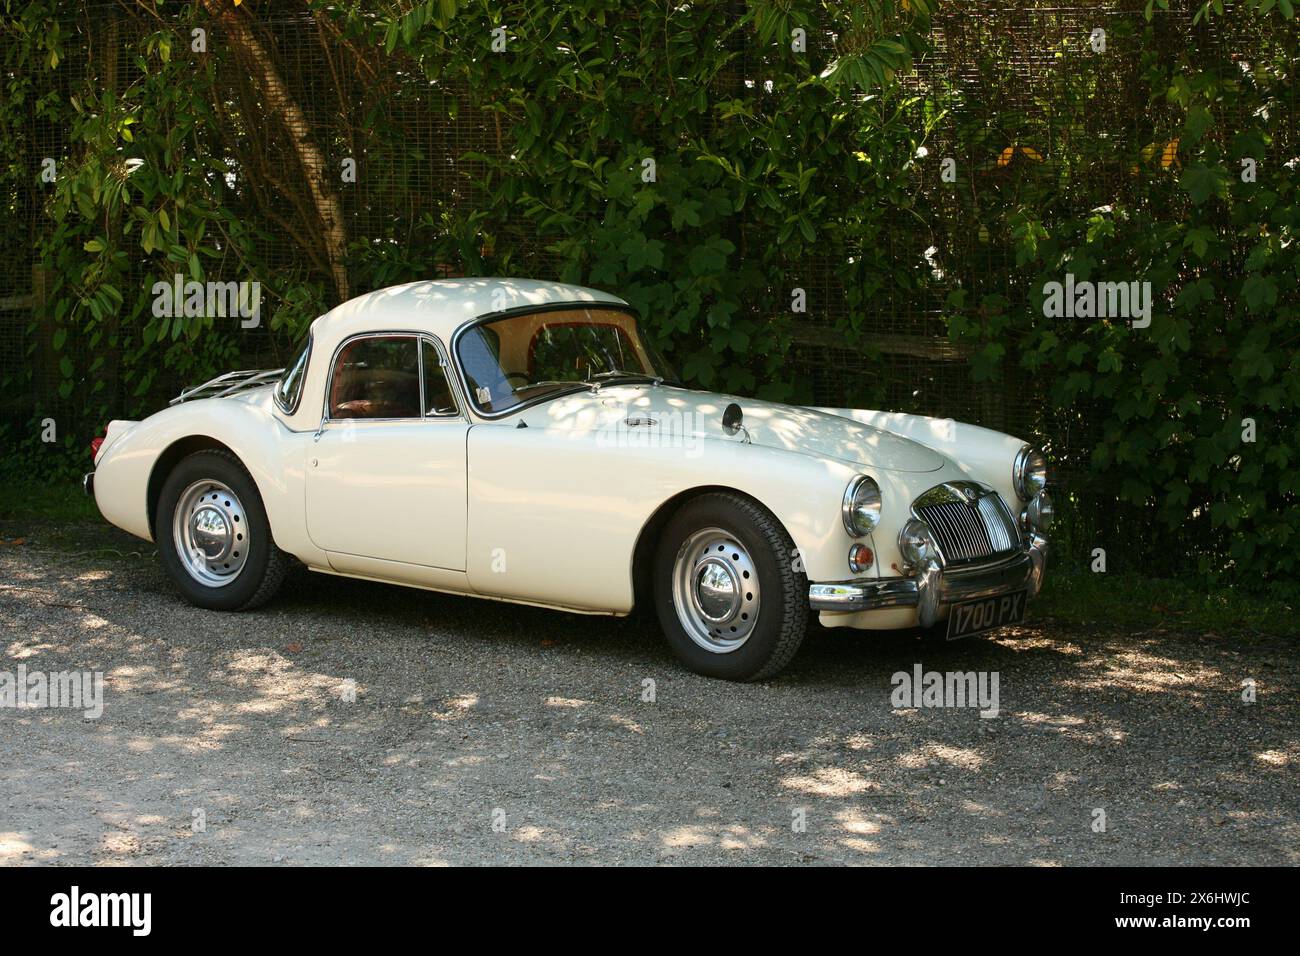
xmin=455 ymin=306 xmax=669 ymax=415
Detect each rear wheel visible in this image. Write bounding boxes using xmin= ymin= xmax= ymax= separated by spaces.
xmin=654 ymin=492 xmax=808 ymax=681
xmin=155 ymin=450 xmax=288 ymax=611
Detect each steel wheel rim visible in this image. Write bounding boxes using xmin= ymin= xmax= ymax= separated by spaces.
xmin=172 ymin=480 xmax=250 ymax=587
xmin=671 ymin=527 xmax=761 ymax=654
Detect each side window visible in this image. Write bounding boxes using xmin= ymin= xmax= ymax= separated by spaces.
xmin=329 ymin=336 xmax=420 ymax=419
xmin=422 ymin=339 xmax=458 ymax=417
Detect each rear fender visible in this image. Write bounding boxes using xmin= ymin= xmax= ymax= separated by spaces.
xmin=91 ymin=393 xmax=319 ymax=563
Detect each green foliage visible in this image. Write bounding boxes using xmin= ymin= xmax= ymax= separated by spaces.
xmin=2 ymin=1 xmax=1297 ymax=591
xmin=941 ymin=11 xmax=1299 ymax=589
xmin=341 ymin=0 xmax=935 ymax=401
xmin=1037 ymin=570 xmax=1298 ymax=636
xmin=2 ymin=0 xmax=329 ymax=432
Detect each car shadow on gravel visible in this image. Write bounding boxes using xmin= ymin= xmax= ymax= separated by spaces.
xmin=4 ymin=530 xmax=1298 ymax=865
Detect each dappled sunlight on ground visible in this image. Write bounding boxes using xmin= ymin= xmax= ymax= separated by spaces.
xmin=1254 ymin=748 xmax=1291 ymax=768
xmin=660 ymin=821 xmax=770 ymax=853
xmin=0 ymin=832 xmax=58 ymax=864
xmin=895 ymin=742 xmax=984 ymax=771
xmin=542 ymin=696 xmax=588 ymax=709
xmin=1061 ymin=645 xmax=1227 ymax=697
xmin=606 ymin=713 xmax=644 ymax=735
xmin=2 ymin=542 xmax=1297 ymax=865
xmin=1015 ymin=710 xmax=1127 ymax=746
xmin=779 ymin=767 xmax=878 ymax=797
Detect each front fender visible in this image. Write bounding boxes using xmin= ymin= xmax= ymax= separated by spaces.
xmin=813 ymin=407 xmax=1027 ymax=511
xmin=465 ymin=425 xmax=869 ymax=612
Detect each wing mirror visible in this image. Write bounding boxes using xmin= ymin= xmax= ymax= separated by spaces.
xmin=722 ymin=402 xmax=743 ymax=434
xmin=722 ymin=402 xmax=751 ymax=443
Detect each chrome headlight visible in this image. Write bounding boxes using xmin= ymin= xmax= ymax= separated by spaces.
xmin=842 ymin=476 xmax=882 ymax=536
xmin=1013 ymin=445 xmax=1048 ymax=500
xmin=898 ymin=518 xmax=939 ymax=570
xmin=1023 ymin=491 xmax=1054 ymax=532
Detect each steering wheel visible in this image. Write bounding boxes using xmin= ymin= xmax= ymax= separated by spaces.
xmin=503 ymin=371 xmax=531 ymax=389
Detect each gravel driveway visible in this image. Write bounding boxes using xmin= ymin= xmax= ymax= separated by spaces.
xmin=2 ymin=530 xmax=1296 ymax=866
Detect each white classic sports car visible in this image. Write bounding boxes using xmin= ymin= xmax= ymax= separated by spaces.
xmin=88 ymin=278 xmax=1052 ymax=680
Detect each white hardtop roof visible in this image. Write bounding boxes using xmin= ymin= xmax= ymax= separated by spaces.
xmin=310 ymin=277 xmax=629 ymax=345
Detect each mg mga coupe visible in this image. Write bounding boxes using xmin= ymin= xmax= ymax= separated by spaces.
xmin=88 ymin=279 xmax=1052 ymax=680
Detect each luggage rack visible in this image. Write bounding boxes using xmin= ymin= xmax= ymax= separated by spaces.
xmin=170 ymin=368 xmax=284 ymax=405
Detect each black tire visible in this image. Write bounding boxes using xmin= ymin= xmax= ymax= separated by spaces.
xmin=155 ymin=449 xmax=288 ymax=611
xmin=653 ymin=492 xmax=808 ymax=681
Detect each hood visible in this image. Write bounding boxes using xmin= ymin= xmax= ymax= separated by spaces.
xmin=537 ymin=385 xmax=946 ymax=473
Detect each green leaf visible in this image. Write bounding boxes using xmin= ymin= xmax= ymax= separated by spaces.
xmin=621 ymin=234 xmax=664 ymax=272
xmin=687 ymin=237 xmax=735 ymax=275
xmin=1242 ymin=275 xmax=1277 ymax=313
xmin=671 ymin=199 xmax=703 ymax=231
xmin=1184 ymin=104 xmax=1213 ymax=143
xmin=1181 ymin=164 xmax=1226 ymax=204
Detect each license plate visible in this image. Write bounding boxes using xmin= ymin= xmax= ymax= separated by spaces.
xmin=945 ymin=590 xmax=1027 ymax=640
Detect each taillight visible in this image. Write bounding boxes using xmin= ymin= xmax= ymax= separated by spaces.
xmin=90 ymin=435 xmax=104 ymax=459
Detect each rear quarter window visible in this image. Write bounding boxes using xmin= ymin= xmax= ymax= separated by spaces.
xmin=275 ymin=336 xmax=312 ymax=413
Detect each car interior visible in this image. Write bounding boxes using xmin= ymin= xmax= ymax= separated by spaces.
xmin=330 ymin=335 xmax=457 ymax=419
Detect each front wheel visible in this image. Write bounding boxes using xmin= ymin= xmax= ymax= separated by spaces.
xmin=155 ymin=450 xmax=288 ymax=611
xmin=653 ymin=492 xmax=808 ymax=681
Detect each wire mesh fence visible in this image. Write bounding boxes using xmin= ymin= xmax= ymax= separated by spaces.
xmin=1 ymin=1 xmax=1293 ymax=582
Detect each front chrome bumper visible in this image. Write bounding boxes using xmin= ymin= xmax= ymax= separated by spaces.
xmin=809 ymin=534 xmax=1049 ymax=626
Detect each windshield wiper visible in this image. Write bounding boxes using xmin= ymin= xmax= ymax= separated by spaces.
xmin=511 ymin=380 xmax=592 ymax=396
xmin=508 ymin=372 xmax=663 ymax=398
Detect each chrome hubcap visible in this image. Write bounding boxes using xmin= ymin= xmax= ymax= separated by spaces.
xmin=172 ymin=480 xmax=249 ymax=587
xmin=671 ymin=528 xmax=761 ymax=653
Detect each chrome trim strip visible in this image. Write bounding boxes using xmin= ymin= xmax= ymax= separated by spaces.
xmin=417 ymin=333 xmax=465 ymax=418
xmin=809 ymin=579 xmax=918 ymax=611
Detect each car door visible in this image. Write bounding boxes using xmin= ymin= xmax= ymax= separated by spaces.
xmin=306 ymin=333 xmax=468 ymax=571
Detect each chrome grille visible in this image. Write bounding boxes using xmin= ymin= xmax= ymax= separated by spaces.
xmin=977 ymin=493 xmax=1018 ymax=553
xmin=914 ymin=483 xmax=1020 ymax=565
